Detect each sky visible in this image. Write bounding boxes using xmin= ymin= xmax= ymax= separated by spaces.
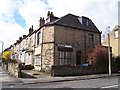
xmin=0 ymin=0 xmax=119 ymax=52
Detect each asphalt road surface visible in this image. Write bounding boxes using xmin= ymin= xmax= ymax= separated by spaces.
xmin=15 ymin=76 xmax=119 ymax=89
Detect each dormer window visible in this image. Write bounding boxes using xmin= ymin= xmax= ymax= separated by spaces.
xmin=78 ymin=17 xmax=89 ymax=26
xmin=114 ymin=30 xmax=118 ymax=39
xmin=78 ymin=17 xmax=82 ymax=24
xmin=86 ymin=19 xmax=89 ymax=26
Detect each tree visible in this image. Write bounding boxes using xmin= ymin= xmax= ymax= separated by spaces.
xmin=86 ymin=45 xmax=108 ymax=66
xmin=2 ymin=51 xmax=12 ymax=60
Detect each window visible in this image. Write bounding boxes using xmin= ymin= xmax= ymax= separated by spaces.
xmin=35 ymin=55 xmax=41 ymax=65
xmin=26 ymin=38 xmax=28 ymax=47
xmin=78 ymin=17 xmax=89 ymax=26
xmin=85 ymin=19 xmax=89 ymax=26
xmin=88 ymin=34 xmax=94 ymax=46
xmin=59 ymin=51 xmax=71 ymax=65
xmin=37 ymin=32 xmax=40 ymax=46
xmin=114 ymin=30 xmax=118 ymax=39
xmin=29 ymin=38 xmax=31 ymax=47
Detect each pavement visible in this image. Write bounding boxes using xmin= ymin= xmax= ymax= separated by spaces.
xmin=20 ymin=70 xmax=120 ymax=85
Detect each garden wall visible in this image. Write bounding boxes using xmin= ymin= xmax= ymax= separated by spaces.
xmin=51 ymin=65 xmax=108 ymax=76
xmin=3 ymin=63 xmax=21 ymax=78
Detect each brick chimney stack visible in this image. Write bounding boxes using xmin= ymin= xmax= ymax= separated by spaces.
xmin=19 ymin=37 xmax=22 ymax=41
xmin=23 ymin=35 xmax=26 ymax=39
xmin=47 ymin=11 xmax=51 ymax=17
xmin=50 ymin=12 xmax=54 ymax=17
xmin=39 ymin=17 xmax=45 ymax=28
xmin=29 ymin=25 xmax=34 ymax=34
xmin=47 ymin=11 xmax=54 ymax=17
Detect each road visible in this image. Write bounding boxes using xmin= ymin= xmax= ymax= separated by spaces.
xmin=0 ymin=66 xmax=120 ymax=89
xmin=17 ymin=76 xmax=119 ymax=89
xmin=0 ymin=66 xmax=23 ymax=89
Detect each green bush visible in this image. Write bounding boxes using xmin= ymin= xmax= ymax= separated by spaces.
xmin=9 ymin=59 xmax=18 ymax=63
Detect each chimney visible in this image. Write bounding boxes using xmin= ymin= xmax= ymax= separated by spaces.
xmin=47 ymin=11 xmax=51 ymax=17
xmin=31 ymin=25 xmax=33 ymax=30
xmin=39 ymin=17 xmax=45 ymax=28
xmin=19 ymin=37 xmax=22 ymax=40
xmin=46 ymin=11 xmax=56 ymax=23
xmin=50 ymin=12 xmax=54 ymax=17
xmin=23 ymin=35 xmax=26 ymax=39
xmin=29 ymin=25 xmax=34 ymax=34
xmin=16 ymin=40 xmax=19 ymax=43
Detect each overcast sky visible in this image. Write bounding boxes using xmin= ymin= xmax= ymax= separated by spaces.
xmin=0 ymin=0 xmax=119 ymax=51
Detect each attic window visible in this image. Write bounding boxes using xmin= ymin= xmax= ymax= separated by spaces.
xmin=78 ymin=17 xmax=82 ymax=24
xmin=85 ymin=19 xmax=89 ymax=26
xmin=114 ymin=30 xmax=118 ymax=39
xmin=78 ymin=17 xmax=89 ymax=26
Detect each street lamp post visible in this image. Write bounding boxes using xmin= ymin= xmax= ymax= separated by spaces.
xmin=106 ymin=26 xmax=112 ymax=75
xmin=108 ymin=33 xmax=112 ymax=75
xmin=0 ymin=41 xmax=4 ymax=60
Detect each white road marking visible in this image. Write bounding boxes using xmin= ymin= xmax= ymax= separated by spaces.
xmin=100 ymin=85 xmax=119 ymax=89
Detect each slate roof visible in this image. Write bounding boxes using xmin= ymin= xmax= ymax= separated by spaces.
xmin=46 ymin=13 xmax=100 ymax=33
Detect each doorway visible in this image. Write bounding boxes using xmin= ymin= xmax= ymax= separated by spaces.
xmin=76 ymin=51 xmax=81 ymax=65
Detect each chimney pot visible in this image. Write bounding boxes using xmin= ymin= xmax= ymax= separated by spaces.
xmin=47 ymin=11 xmax=51 ymax=17
xmin=19 ymin=37 xmax=22 ymax=41
xmin=29 ymin=27 xmax=33 ymax=34
xmin=50 ymin=12 xmax=54 ymax=16
xmin=23 ymin=35 xmax=26 ymax=39
xmin=31 ymin=25 xmax=33 ymax=29
xmin=39 ymin=17 xmax=45 ymax=28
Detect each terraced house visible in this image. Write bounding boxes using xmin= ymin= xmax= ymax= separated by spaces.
xmin=9 ymin=12 xmax=101 ymax=75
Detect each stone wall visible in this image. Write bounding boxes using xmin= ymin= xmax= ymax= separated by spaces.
xmin=42 ymin=43 xmax=54 ymax=73
xmin=42 ymin=26 xmax=55 ymax=73
xmin=54 ymin=25 xmax=101 ymax=65
xmin=3 ymin=63 xmax=21 ymax=78
xmin=51 ymin=65 xmax=108 ymax=76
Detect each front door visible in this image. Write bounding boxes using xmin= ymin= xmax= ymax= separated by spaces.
xmin=76 ymin=51 xmax=81 ymax=65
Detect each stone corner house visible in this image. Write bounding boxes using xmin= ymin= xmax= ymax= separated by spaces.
xmin=9 ymin=11 xmax=101 ymax=75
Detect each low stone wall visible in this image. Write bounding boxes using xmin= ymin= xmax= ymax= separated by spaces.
xmin=51 ymin=65 xmax=108 ymax=76
xmin=3 ymin=63 xmax=21 ymax=78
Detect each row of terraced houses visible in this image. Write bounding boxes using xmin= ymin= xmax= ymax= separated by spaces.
xmin=6 ymin=11 xmax=102 ymax=75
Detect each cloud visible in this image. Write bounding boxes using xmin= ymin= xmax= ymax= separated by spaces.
xmin=47 ymin=0 xmax=118 ymax=32
xmin=0 ymin=0 xmax=119 ymax=52
xmin=0 ymin=0 xmax=27 ymax=51
xmin=18 ymin=0 xmax=48 ymax=29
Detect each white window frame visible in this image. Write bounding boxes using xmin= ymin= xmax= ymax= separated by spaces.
xmin=114 ymin=30 xmax=118 ymax=39
xmin=35 ymin=55 xmax=41 ymax=65
xmin=59 ymin=51 xmax=71 ymax=65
